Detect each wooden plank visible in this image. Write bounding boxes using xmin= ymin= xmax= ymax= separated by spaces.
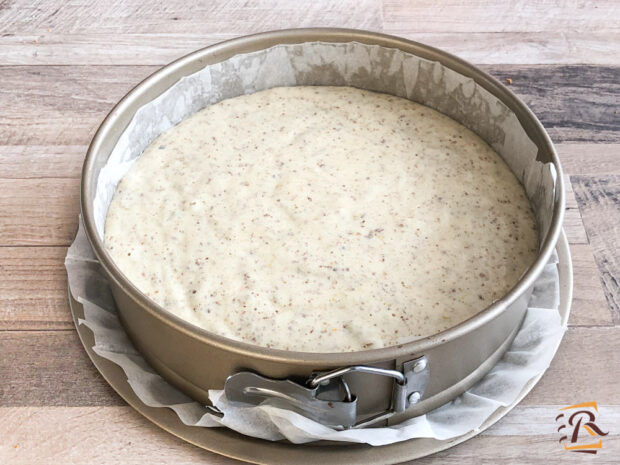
xmin=395 ymin=32 xmax=620 ymax=66
xmin=563 ymin=175 xmax=588 ymax=245
xmin=558 ymin=144 xmax=620 ymax=176
xmin=0 ymin=178 xmax=80 ymax=246
xmin=483 ymin=405 xmax=620 ymax=437
xmin=3 ymin=32 xmax=620 ymax=66
xmin=0 ymin=406 xmax=617 ymax=464
xmin=0 ymin=406 xmax=225 ymax=465
xmin=524 ymin=327 xmax=620 ymax=405
xmin=1 ymin=1 xmax=618 ymax=66
xmin=0 ymin=65 xmax=156 ymax=146
xmin=0 ymin=247 xmax=72 ymax=330
xmin=480 ymin=65 xmax=620 ymax=144
xmin=383 ymin=0 xmax=620 ymax=33
xmin=0 ymin=331 xmax=122 ymax=407
xmin=4 ymin=0 xmax=618 ymax=38
xmin=0 ymin=145 xmax=86 ymax=179
xmin=571 ymin=176 xmax=620 ymax=324
xmin=0 ymin=33 xmax=233 ymax=66
xmin=414 ymin=434 xmax=620 ymax=464
xmin=1 ymin=327 xmax=617 ymax=407
xmin=569 ymin=244 xmax=614 ymax=327
xmin=0 ymin=0 xmax=383 ymax=35
xmin=1 ymin=65 xmax=616 ymax=148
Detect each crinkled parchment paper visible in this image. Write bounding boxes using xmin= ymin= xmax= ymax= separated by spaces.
xmin=70 ymin=41 xmax=563 ymax=445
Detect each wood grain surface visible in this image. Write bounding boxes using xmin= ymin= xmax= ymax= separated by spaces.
xmin=572 ymin=176 xmax=620 ymax=324
xmin=0 ymin=1 xmax=618 ymax=464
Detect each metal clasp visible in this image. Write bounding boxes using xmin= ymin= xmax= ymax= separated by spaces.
xmin=223 ymin=356 xmax=429 ymax=429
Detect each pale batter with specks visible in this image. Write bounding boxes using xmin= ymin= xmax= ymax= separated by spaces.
xmin=105 ymin=86 xmax=538 ymax=353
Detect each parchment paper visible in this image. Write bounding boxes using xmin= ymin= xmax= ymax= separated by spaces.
xmin=73 ymin=40 xmax=563 ymax=445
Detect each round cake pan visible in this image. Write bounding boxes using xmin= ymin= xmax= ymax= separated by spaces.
xmin=80 ymin=28 xmax=565 ymax=428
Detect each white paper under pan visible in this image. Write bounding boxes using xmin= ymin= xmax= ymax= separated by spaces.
xmin=66 ymin=220 xmax=564 ymax=445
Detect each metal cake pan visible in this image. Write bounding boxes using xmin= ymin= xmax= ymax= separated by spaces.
xmin=68 ymin=229 xmax=573 ymax=464
xmin=80 ymin=28 xmax=565 ymax=428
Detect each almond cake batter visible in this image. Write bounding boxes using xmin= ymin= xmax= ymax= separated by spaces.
xmin=105 ymin=86 xmax=538 ymax=352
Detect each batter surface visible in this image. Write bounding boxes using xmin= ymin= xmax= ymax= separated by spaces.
xmin=105 ymin=86 xmax=538 ymax=352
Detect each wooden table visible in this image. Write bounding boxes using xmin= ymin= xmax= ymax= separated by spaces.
xmin=1 ymin=1 xmax=618 ymax=463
